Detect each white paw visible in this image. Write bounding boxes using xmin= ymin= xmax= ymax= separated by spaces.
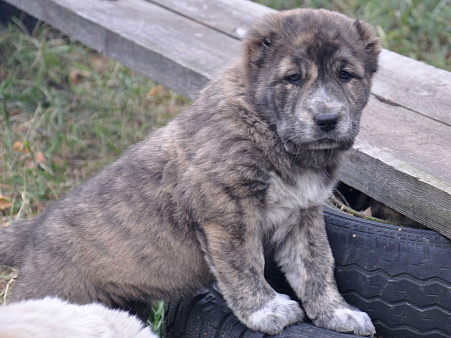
xmin=245 ymin=293 xmax=304 ymax=335
xmin=315 ymin=307 xmax=375 ymax=336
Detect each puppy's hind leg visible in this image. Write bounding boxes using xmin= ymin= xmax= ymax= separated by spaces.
xmin=274 ymin=206 xmax=376 ymax=336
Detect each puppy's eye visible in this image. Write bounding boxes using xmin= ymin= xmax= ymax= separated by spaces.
xmin=339 ymin=70 xmax=352 ymax=81
xmin=286 ymin=74 xmax=301 ymax=84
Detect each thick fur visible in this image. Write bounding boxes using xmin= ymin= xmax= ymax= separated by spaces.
xmin=0 ymin=297 xmax=157 ymax=338
xmin=0 ymin=9 xmax=380 ymax=335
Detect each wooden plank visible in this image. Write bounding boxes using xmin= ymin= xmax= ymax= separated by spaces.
xmin=340 ymin=143 xmax=451 ymax=239
xmin=148 ymin=0 xmax=275 ymax=39
xmin=359 ymin=96 xmax=451 ymax=184
xmin=372 ymin=50 xmax=451 ymax=126
xmin=149 ymin=0 xmax=451 ymax=125
xmin=2 ymin=0 xmax=240 ymax=99
xmin=342 ymin=96 xmax=451 ymax=237
xmin=148 ymin=0 xmax=272 ymax=39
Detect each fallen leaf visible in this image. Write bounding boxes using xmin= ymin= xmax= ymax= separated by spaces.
xmin=8 ymin=109 xmax=20 ymax=116
xmin=70 ymin=69 xmax=83 ymax=85
xmin=35 ymin=152 xmax=46 ymax=164
xmin=147 ymin=85 xmax=164 ymax=97
xmin=362 ymin=206 xmax=372 ymax=218
xmin=0 ymin=196 xmax=12 ymax=211
xmin=70 ymin=68 xmax=91 ymax=85
xmin=91 ymin=55 xmax=110 ymax=73
xmin=12 ymin=141 xmax=28 ymax=154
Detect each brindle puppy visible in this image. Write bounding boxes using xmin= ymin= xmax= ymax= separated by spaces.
xmin=0 ymin=9 xmax=380 ymax=336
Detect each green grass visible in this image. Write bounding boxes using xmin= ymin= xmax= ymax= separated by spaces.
xmin=0 ymin=20 xmax=189 ymax=225
xmin=256 ymin=0 xmax=450 ymax=71
xmin=148 ymin=301 xmax=165 ymax=336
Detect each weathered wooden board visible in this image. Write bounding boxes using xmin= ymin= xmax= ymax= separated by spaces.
xmin=148 ymin=0 xmax=275 ymax=39
xmin=2 ymin=0 xmax=240 ymax=99
xmin=373 ymin=50 xmax=451 ymax=126
xmin=149 ymin=0 xmax=451 ymax=125
xmin=340 ymin=143 xmax=451 ymax=239
xmin=359 ymin=96 xmax=451 ymax=184
xmin=3 ymin=0 xmax=451 ymax=237
xmin=346 ymin=96 xmax=451 ymax=237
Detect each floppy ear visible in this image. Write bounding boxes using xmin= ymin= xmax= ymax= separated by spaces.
xmin=353 ymin=20 xmax=381 ymax=74
xmin=243 ymin=13 xmax=281 ymax=68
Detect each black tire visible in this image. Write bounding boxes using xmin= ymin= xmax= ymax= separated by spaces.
xmin=324 ymin=207 xmax=451 ymax=337
xmin=164 ymin=207 xmax=451 ymax=337
xmin=164 ymin=283 xmax=355 ymax=338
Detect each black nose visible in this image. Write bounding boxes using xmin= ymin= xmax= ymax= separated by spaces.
xmin=316 ymin=114 xmax=338 ymax=132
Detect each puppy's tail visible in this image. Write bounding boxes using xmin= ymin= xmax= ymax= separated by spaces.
xmin=0 ymin=219 xmax=33 ymax=268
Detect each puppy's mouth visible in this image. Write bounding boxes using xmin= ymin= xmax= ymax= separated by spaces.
xmin=305 ymin=138 xmax=339 ymax=149
xmin=283 ymin=137 xmax=350 ymax=153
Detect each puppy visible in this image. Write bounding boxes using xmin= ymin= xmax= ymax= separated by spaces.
xmin=0 ymin=9 xmax=380 ymax=335
xmin=0 ymin=297 xmax=157 ymax=338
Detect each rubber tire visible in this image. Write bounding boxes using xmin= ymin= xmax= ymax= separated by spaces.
xmin=164 ymin=207 xmax=451 ymax=337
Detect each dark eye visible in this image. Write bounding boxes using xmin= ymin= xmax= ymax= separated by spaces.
xmin=263 ymin=37 xmax=272 ymax=46
xmin=339 ymin=70 xmax=352 ymax=81
xmin=286 ymin=73 xmax=301 ymax=84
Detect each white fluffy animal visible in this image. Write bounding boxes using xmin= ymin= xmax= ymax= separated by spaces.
xmin=0 ymin=297 xmax=157 ymax=338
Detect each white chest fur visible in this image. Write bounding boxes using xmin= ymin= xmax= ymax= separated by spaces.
xmin=264 ymin=170 xmax=333 ymax=230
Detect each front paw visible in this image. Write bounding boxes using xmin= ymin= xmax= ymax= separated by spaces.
xmin=244 ymin=293 xmax=304 ymax=335
xmin=314 ymin=307 xmax=375 ymax=336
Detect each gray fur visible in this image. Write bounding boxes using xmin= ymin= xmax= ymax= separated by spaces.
xmin=0 ymin=9 xmax=380 ymax=335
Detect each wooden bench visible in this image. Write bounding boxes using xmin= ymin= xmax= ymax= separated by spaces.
xmin=3 ymin=0 xmax=451 ymax=238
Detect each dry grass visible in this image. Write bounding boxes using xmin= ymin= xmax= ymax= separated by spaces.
xmin=0 ymin=22 xmax=189 ymax=226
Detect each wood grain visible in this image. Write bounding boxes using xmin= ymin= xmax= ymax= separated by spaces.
xmin=148 ymin=0 xmax=275 ymax=39
xmin=344 ymin=96 xmax=451 ymax=237
xmin=372 ymin=50 xmax=451 ymax=126
xmin=359 ymin=96 xmax=451 ymax=183
xmin=340 ymin=145 xmax=451 ymax=239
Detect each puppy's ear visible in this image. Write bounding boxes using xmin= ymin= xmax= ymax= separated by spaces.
xmin=243 ymin=13 xmax=281 ymax=68
xmin=353 ymin=20 xmax=381 ymax=74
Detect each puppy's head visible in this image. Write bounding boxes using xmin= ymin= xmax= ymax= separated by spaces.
xmin=243 ymin=9 xmax=381 ymax=153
